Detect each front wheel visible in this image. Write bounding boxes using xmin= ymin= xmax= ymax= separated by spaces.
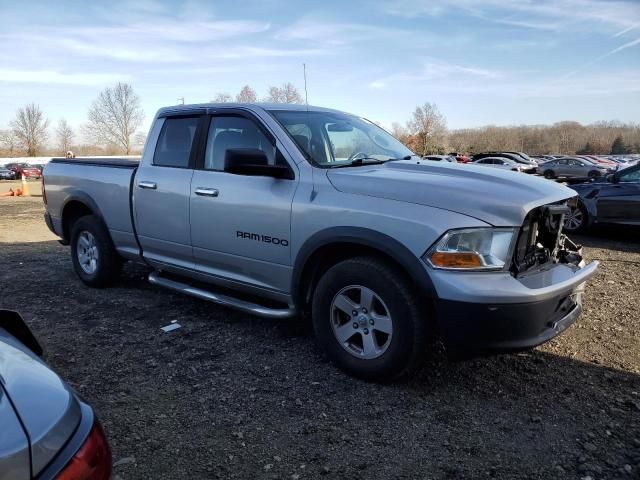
xmin=70 ymin=215 xmax=122 ymax=287
xmin=543 ymin=170 xmax=556 ymax=179
xmin=312 ymin=257 xmax=426 ymax=380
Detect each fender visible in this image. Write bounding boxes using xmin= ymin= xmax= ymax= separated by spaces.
xmin=292 ymin=226 xmax=438 ymax=303
xmin=59 ymin=189 xmax=107 ymax=243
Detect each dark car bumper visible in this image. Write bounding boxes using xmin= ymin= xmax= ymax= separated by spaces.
xmin=436 ymin=292 xmax=582 ymax=354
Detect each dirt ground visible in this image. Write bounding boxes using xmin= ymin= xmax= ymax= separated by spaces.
xmin=0 ymin=194 xmax=639 ymax=480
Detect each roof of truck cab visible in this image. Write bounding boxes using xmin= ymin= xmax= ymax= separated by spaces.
xmin=156 ymin=103 xmax=350 ymax=117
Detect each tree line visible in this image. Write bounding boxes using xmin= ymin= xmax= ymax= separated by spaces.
xmin=391 ymin=103 xmax=640 ymax=156
xmin=2 ymin=86 xmax=638 ymax=158
xmin=0 ymin=82 xmax=305 ymax=158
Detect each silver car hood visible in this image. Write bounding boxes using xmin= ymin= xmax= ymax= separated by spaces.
xmin=327 ymin=160 xmax=576 ymax=226
xmin=0 ymin=329 xmax=81 ymax=477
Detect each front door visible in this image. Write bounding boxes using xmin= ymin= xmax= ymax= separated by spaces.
xmin=134 ymin=115 xmax=201 ymax=269
xmin=189 ymin=113 xmax=298 ymax=294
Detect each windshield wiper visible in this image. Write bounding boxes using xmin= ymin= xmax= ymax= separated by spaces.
xmin=387 ymin=155 xmax=415 ymax=161
xmin=332 ymin=157 xmax=388 ymax=168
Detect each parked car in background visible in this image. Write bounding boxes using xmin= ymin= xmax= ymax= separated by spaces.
xmin=472 ymin=157 xmax=524 ymax=172
xmin=0 ymin=310 xmax=112 ymax=480
xmin=505 ymin=151 xmax=537 ymax=165
xmin=532 ymin=155 xmax=556 ymax=164
xmin=424 ymin=154 xmax=457 ymax=162
xmin=4 ymin=163 xmax=42 ymax=179
xmin=448 ymin=152 xmax=471 ymax=163
xmin=538 ymin=157 xmax=611 ymax=180
xmin=577 ymin=155 xmax=618 ymax=169
xmin=564 ymin=162 xmax=640 ymax=232
xmin=0 ymin=167 xmax=16 ymax=180
xmin=471 ymin=152 xmax=537 ymax=173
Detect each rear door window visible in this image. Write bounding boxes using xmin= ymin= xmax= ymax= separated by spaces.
xmin=153 ymin=116 xmax=199 ymax=168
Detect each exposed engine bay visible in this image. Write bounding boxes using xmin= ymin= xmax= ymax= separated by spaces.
xmin=511 ymin=201 xmax=583 ymax=275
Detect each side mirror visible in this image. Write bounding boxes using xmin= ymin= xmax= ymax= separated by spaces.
xmin=224 ymin=149 xmax=293 ymax=179
xmin=606 ymin=173 xmax=617 ymax=183
xmin=0 ymin=310 xmax=43 ymax=357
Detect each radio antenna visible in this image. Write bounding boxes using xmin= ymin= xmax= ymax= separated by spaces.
xmin=303 ymin=63 xmax=309 ymax=106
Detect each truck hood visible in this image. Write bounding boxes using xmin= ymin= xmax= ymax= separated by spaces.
xmin=327 ymin=160 xmax=577 ymax=226
xmin=0 ymin=329 xmax=81 ymax=477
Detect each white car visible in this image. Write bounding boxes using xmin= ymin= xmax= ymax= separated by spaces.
xmin=473 ymin=157 xmax=524 ymax=172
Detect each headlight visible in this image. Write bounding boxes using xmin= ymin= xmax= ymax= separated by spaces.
xmin=424 ymin=228 xmax=517 ymax=270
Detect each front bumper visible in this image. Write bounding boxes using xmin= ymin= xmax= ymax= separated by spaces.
xmin=429 ymin=261 xmax=598 ymax=353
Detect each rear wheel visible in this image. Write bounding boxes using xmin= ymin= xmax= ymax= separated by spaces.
xmin=70 ymin=215 xmax=122 ymax=287
xmin=587 ymin=170 xmax=601 ymax=179
xmin=543 ymin=170 xmax=556 ymax=179
xmin=564 ymin=203 xmax=588 ymax=232
xmin=311 ymin=257 xmax=426 ymax=381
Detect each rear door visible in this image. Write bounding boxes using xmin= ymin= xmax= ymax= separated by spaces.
xmin=189 ymin=112 xmax=298 ymax=294
xmin=134 ymin=115 xmax=202 ymax=269
xmin=597 ymin=167 xmax=640 ymax=224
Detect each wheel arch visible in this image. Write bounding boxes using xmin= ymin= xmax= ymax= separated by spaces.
xmin=60 ymin=192 xmax=107 ymax=244
xmin=292 ymin=227 xmax=438 ymax=311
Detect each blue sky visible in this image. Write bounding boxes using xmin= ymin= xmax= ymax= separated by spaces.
xmin=0 ymin=0 xmax=638 ymax=136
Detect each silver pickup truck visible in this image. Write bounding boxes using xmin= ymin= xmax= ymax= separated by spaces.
xmin=43 ymin=103 xmax=598 ymax=379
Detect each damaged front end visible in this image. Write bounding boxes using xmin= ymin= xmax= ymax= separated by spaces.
xmin=511 ymin=199 xmax=584 ymax=276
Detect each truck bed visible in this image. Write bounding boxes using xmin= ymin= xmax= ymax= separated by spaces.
xmin=43 ymin=157 xmax=141 ymax=260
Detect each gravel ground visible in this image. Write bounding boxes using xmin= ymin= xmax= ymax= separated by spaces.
xmin=0 ymin=195 xmax=639 ymax=480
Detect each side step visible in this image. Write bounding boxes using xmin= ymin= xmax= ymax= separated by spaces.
xmin=148 ymin=271 xmax=297 ymax=319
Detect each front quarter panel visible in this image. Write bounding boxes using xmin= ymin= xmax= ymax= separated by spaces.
xmin=290 ymin=169 xmax=489 ymax=295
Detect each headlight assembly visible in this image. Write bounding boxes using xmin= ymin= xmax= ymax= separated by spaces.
xmin=424 ymin=228 xmax=517 ymax=271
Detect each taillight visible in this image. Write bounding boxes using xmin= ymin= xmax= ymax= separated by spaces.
xmin=57 ymin=421 xmax=112 ymax=480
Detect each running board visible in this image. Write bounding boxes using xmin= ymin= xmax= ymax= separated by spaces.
xmin=148 ymin=271 xmax=297 ymax=319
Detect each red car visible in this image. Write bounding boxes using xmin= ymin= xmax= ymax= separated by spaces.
xmin=448 ymin=152 xmax=471 ymax=163
xmin=5 ymin=163 xmax=42 ymax=179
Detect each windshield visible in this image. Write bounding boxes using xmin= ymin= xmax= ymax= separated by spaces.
xmin=269 ymin=110 xmax=415 ymax=167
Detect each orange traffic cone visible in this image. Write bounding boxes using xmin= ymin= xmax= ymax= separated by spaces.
xmin=21 ymin=174 xmax=30 ymax=196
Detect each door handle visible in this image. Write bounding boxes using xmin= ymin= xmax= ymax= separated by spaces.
xmin=138 ymin=181 xmax=157 ymax=190
xmin=195 ymin=187 xmax=219 ymax=197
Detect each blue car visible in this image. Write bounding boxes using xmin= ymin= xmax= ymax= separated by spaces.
xmin=564 ymin=162 xmax=640 ymax=232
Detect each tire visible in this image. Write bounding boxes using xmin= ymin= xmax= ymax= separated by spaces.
xmin=564 ymin=202 xmax=589 ymax=233
xmin=587 ymin=170 xmax=600 ymax=179
xmin=311 ymin=256 xmax=426 ymax=381
xmin=70 ymin=215 xmax=122 ymax=287
xmin=543 ymin=170 xmax=556 ymax=179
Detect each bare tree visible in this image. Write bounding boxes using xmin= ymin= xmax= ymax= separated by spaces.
xmin=265 ymin=83 xmax=303 ymax=104
xmin=212 ymin=93 xmax=232 ymax=103
xmin=10 ymin=103 xmax=50 ymax=156
xmin=86 ymin=82 xmax=144 ymax=154
xmin=236 ymin=85 xmax=257 ymax=103
xmin=55 ymin=119 xmax=74 ymax=154
xmin=408 ymin=102 xmax=447 ymax=155
xmin=0 ymin=129 xmax=20 ymax=156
